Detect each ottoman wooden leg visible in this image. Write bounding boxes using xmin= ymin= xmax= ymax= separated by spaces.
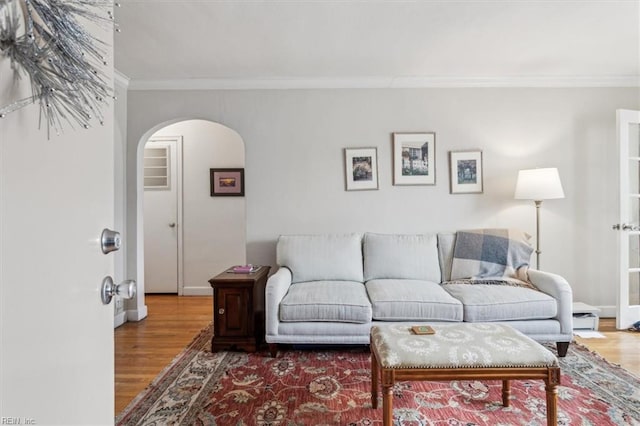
xmin=382 ymin=385 xmax=393 ymax=426
xmin=545 ymin=382 xmax=558 ymax=426
xmin=502 ymin=380 xmax=511 ymax=407
xmin=371 ymin=350 xmax=379 ymax=408
xmin=546 ymin=366 xmax=561 ymax=426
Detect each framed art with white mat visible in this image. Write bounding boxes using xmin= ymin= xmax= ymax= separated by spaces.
xmin=392 ymin=132 xmax=436 ymax=185
xmin=449 ymin=150 xmax=483 ymax=194
xmin=344 ymin=147 xmax=379 ymax=191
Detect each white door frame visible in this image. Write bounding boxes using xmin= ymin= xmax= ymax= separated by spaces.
xmin=114 ymin=114 xmax=128 ymax=327
xmin=129 ymin=119 xmax=187 ymax=319
xmin=616 ymin=108 xmax=640 ymax=329
xmin=143 ymin=135 xmax=184 ymax=295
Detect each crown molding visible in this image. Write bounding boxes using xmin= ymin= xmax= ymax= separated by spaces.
xmin=126 ymin=74 xmax=640 ymax=91
xmin=389 ymin=75 xmax=640 ymax=88
xmin=128 ymin=77 xmax=392 ymax=90
xmin=114 ymin=69 xmax=131 ymax=88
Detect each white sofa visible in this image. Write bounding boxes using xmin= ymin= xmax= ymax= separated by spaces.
xmin=265 ymin=232 xmax=573 ymax=357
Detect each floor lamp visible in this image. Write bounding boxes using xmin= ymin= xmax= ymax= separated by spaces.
xmin=514 ymin=168 xmax=565 ymax=269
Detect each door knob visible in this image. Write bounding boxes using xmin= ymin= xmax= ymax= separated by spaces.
xmin=169 ymin=223 xmax=176 ymax=228
xmin=101 ymin=276 xmax=136 ymax=305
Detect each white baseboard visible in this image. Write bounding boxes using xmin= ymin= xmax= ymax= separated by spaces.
xmin=126 ymin=305 xmax=148 ymax=322
xmin=113 ymin=311 xmax=127 ymax=328
xmin=182 ymin=286 xmax=213 ymax=296
xmin=596 ymin=305 xmax=616 ymax=318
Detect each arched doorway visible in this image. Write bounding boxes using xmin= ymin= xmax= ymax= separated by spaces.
xmin=129 ymin=119 xmax=247 ymax=316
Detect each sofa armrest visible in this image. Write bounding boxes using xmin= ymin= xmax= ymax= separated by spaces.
xmin=528 ymin=269 xmax=573 ymax=334
xmin=265 ymin=267 xmax=293 ymax=338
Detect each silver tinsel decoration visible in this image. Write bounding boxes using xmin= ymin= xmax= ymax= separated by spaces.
xmin=0 ymin=0 xmax=115 ymax=137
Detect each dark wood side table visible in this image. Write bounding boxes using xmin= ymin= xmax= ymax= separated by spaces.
xmin=208 ymin=265 xmax=270 ymax=352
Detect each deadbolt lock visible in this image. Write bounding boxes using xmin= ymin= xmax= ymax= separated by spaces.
xmin=101 ymin=228 xmax=121 ymax=254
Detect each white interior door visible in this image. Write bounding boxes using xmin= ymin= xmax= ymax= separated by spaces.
xmin=615 ymin=109 xmax=640 ymax=329
xmin=0 ymin=95 xmax=115 ymax=422
xmin=144 ymin=137 xmax=182 ymax=293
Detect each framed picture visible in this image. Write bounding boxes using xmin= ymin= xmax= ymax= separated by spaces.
xmin=393 ymin=132 xmax=436 ymax=185
xmin=210 ymin=168 xmax=245 ymax=196
xmin=344 ymin=147 xmax=379 ymax=191
xmin=449 ymin=150 xmax=483 ymax=194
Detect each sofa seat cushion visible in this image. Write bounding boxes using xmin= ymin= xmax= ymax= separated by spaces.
xmin=365 ymin=279 xmax=463 ymax=321
xmin=442 ymin=284 xmax=557 ymax=322
xmin=280 ymin=281 xmax=372 ymax=323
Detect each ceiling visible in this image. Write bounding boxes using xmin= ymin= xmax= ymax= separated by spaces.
xmin=114 ymin=0 xmax=640 ymax=89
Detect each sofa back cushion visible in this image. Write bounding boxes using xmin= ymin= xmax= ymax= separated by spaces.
xmin=363 ymin=233 xmax=441 ymax=282
xmin=277 ymin=233 xmax=364 ymax=284
xmin=437 ymin=232 xmax=456 ymax=282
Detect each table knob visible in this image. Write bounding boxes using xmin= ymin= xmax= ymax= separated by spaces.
xmin=218 ymin=308 xmax=225 ymax=315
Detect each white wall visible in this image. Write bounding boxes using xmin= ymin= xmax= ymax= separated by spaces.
xmin=147 ymin=120 xmax=246 ymax=294
xmin=126 ymin=87 xmax=640 ymax=311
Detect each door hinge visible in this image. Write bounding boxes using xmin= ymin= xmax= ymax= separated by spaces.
xmin=613 ymin=223 xmax=640 ymax=231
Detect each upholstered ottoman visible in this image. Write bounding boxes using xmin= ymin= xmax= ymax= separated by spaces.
xmin=370 ymin=323 xmax=561 ymax=426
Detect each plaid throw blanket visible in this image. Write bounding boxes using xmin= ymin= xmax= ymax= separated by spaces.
xmin=450 ymin=229 xmax=534 ymax=286
xmin=442 ymin=278 xmax=536 ymax=289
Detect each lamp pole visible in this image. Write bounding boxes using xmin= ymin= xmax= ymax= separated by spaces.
xmin=515 ymin=168 xmax=564 ymax=271
xmin=535 ymin=200 xmax=542 ymax=269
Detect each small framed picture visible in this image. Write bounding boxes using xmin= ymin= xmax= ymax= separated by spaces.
xmin=344 ymin=147 xmax=379 ymax=191
xmin=393 ymin=132 xmax=436 ymax=185
xmin=210 ymin=168 xmax=245 ymax=196
xmin=449 ymin=150 xmax=483 ymax=194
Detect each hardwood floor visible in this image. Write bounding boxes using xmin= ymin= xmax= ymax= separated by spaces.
xmin=115 ymin=295 xmax=212 ymax=414
xmin=574 ymin=318 xmax=640 ymax=377
xmin=115 ymin=296 xmax=640 ymax=415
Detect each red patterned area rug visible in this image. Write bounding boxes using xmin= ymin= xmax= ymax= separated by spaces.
xmin=116 ymin=323 xmax=640 ymax=425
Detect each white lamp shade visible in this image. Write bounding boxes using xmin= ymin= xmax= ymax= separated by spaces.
xmin=514 ymin=168 xmax=565 ymax=200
